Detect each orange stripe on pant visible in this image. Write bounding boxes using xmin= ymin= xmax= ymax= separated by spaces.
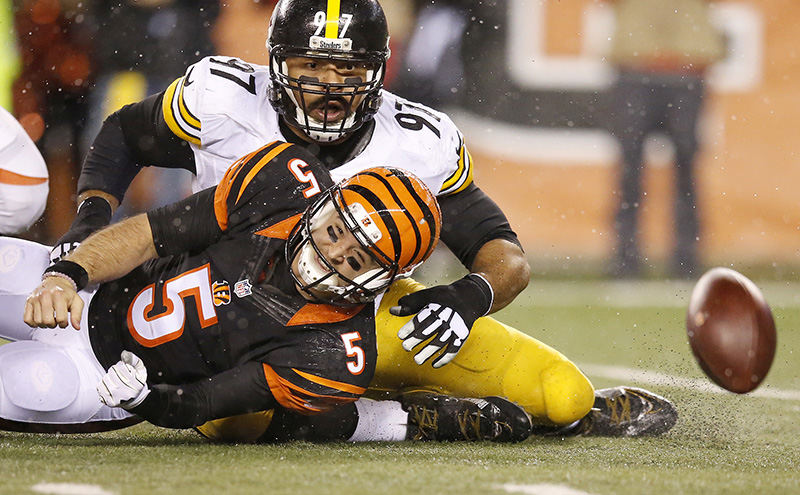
xmin=0 ymin=169 xmax=47 ymax=186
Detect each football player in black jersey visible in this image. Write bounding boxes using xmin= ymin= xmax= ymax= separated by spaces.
xmin=1 ymin=142 xmax=454 ymax=430
xmin=29 ymin=0 xmax=677 ymax=439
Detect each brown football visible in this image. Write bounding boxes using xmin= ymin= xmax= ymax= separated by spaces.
xmin=686 ymin=267 xmax=777 ymax=393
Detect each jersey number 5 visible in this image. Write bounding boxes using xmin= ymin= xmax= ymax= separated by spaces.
xmin=341 ymin=332 xmax=364 ymax=375
xmin=288 ymin=158 xmax=322 ymax=198
xmin=127 ymin=265 xmax=218 ymax=347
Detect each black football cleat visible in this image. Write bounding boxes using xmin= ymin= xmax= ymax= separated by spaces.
xmin=575 ymin=386 xmax=678 ymax=437
xmin=401 ymin=393 xmax=532 ymax=442
xmin=482 ymin=396 xmax=533 ymax=442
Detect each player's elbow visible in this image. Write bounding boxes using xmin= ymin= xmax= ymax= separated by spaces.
xmin=511 ymin=255 xmax=531 ymax=294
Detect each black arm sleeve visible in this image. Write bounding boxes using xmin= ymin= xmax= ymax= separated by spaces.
xmin=130 ymin=362 xmax=278 ymax=429
xmin=438 ymin=183 xmax=522 ymax=268
xmin=147 ymin=187 xmax=222 ymax=257
xmin=78 ymin=92 xmax=196 ymax=202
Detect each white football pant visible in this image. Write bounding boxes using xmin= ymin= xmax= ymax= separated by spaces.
xmin=0 ymin=107 xmax=49 ymax=234
xmin=0 ymin=237 xmax=133 ymax=424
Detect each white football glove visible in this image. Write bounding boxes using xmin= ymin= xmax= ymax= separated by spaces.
xmin=49 ymin=241 xmax=80 ymax=264
xmin=396 ymin=303 xmax=471 ymax=368
xmin=391 ymin=274 xmax=493 ymax=368
xmin=97 ymin=351 xmax=150 ymax=409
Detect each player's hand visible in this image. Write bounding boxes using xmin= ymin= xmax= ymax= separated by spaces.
xmin=97 ymin=351 xmax=150 ymax=409
xmin=23 ymin=276 xmax=84 ymax=330
xmin=390 ymin=274 xmax=494 ymax=368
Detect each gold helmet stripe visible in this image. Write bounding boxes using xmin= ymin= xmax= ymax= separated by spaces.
xmin=325 ymin=0 xmax=341 ymax=38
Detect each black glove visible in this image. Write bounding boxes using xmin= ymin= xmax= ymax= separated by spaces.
xmin=50 ymin=197 xmax=113 ymax=264
xmin=390 ymin=274 xmax=493 ymax=368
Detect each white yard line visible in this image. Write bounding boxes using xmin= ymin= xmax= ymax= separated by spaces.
xmin=31 ymin=484 xmax=115 ymax=495
xmin=580 ymin=363 xmax=800 ymax=401
xmin=517 ymin=280 xmax=800 ymax=308
xmin=498 ymin=483 xmax=597 ymax=495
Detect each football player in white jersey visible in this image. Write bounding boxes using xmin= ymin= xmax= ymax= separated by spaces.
xmin=0 ymin=107 xmax=48 ymax=234
xmin=29 ymin=0 xmax=676 ymax=440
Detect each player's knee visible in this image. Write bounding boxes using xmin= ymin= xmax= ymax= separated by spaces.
xmin=0 ymin=183 xmax=48 ymax=234
xmin=539 ymin=360 xmax=595 ymax=425
xmin=0 ymin=342 xmax=97 ymax=422
xmin=196 ymin=410 xmax=276 ymax=443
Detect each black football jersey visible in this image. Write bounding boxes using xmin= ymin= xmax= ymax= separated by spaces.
xmin=87 ymin=141 xmax=377 ymax=426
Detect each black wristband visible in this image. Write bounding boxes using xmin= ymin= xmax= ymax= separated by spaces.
xmin=44 ymin=260 xmax=90 ymax=292
xmin=463 ymin=273 xmax=494 ymax=317
xmin=54 ymin=196 xmax=114 ymax=247
xmin=76 ymin=196 xmax=113 ymax=223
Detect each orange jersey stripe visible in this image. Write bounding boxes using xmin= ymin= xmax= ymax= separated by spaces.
xmin=287 ymin=302 xmax=364 ymax=326
xmin=0 ymin=169 xmax=47 ymax=186
xmin=262 ymin=364 xmax=360 ymax=414
xmin=213 ymin=152 xmax=257 ymax=230
xmin=235 ymin=142 xmax=293 ymax=205
xmin=292 ymin=368 xmax=367 ymax=396
xmin=254 ymin=212 xmax=303 ymax=240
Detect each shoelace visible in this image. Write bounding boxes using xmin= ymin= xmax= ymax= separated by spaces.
xmin=409 ymin=406 xmax=439 ymax=441
xmin=456 ymin=409 xmax=483 ymax=441
xmin=605 ymin=394 xmax=634 ymax=425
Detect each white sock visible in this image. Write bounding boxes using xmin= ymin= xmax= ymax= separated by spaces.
xmin=347 ymin=398 xmax=409 ymax=442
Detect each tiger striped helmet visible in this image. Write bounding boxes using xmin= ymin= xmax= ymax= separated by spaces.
xmin=287 ymin=167 xmax=441 ymax=304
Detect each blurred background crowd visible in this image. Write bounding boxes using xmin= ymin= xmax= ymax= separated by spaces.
xmin=3 ymin=0 xmax=797 ymax=278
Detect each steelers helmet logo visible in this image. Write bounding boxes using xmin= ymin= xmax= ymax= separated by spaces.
xmin=212 ymin=281 xmax=231 ymax=306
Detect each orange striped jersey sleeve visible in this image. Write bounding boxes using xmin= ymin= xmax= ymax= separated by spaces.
xmin=211 ymin=141 xmax=335 ymax=233
xmin=262 ymin=364 xmax=366 ymax=415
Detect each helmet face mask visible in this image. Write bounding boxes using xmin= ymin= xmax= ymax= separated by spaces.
xmin=271 ymin=52 xmax=385 ymax=142
xmin=267 ymin=0 xmax=390 ymax=143
xmin=287 ymin=187 xmax=398 ymax=305
xmin=286 ymin=167 xmax=442 ymax=306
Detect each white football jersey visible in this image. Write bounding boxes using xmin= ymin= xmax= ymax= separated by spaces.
xmin=161 ymin=56 xmax=473 ymax=197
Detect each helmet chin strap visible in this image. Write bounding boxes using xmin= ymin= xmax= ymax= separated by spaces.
xmin=294 ymin=104 xmax=357 ymax=142
xmin=295 ymin=240 xmax=332 ymax=287
xmin=295 ymin=240 xmax=390 ymax=301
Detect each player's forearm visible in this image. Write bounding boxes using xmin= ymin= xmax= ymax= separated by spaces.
xmin=64 ymin=214 xmax=158 ymax=285
xmin=470 ymin=238 xmax=530 ymax=313
xmin=131 ymin=364 xmax=279 ymax=429
xmin=78 ymin=110 xmax=143 ymax=204
xmin=129 ymin=382 xmax=213 ymax=429
xmin=77 ymin=93 xmax=196 ymax=206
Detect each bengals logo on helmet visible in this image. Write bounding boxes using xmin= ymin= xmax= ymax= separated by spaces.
xmin=212 ymin=281 xmax=231 ymax=306
xmin=338 ymin=167 xmax=442 ymax=276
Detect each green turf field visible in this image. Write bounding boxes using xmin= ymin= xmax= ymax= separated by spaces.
xmin=1 ymin=280 xmax=798 ymax=495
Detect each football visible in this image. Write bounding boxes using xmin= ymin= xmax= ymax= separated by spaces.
xmin=686 ymin=267 xmax=777 ymax=393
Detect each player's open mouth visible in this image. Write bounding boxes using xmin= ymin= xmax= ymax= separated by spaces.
xmin=310 ymin=100 xmax=347 ymax=123
xmin=312 ymin=252 xmax=328 ymax=274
